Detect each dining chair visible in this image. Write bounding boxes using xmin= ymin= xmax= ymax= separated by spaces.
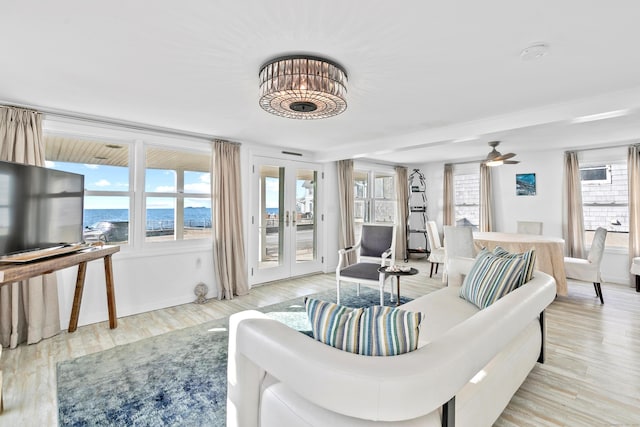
xmin=443 ymin=225 xmax=475 ymax=259
xmin=336 ymin=223 xmax=396 ymax=306
xmin=426 ymin=221 xmax=445 ymax=277
xmin=517 ymin=221 xmax=543 ymax=235
xmin=564 ymin=227 xmax=607 ymax=304
xmin=442 ymin=225 xmax=475 ymax=284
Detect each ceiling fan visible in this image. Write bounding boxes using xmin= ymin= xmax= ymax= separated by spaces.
xmin=483 ymin=141 xmax=520 ymax=166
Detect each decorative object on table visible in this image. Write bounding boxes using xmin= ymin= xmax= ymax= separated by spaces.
xmin=516 ymin=173 xmax=536 ymax=196
xmin=406 ymin=168 xmax=429 ymax=261
xmin=56 ymin=287 xmax=412 ymax=426
xmin=483 ymin=141 xmax=520 ymax=166
xmin=194 ymin=282 xmax=208 ymax=304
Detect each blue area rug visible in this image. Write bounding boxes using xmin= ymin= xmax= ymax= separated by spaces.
xmin=57 ymin=287 xmax=412 ymax=426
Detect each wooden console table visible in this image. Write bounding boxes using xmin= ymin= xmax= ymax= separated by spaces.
xmin=0 ymin=245 xmax=120 ymax=332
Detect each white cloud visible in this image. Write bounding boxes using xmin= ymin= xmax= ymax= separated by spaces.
xmin=95 ymin=179 xmax=111 ymax=187
xmin=199 ymin=173 xmax=211 ymax=184
xmin=184 ymin=182 xmax=210 ymax=193
xmin=84 ymin=164 xmax=100 ymax=170
xmin=155 ymin=185 xmax=176 ymax=192
xmin=45 ymin=161 xmax=56 ymax=168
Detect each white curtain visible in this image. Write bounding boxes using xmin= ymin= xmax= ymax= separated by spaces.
xmin=337 ymin=160 xmax=356 ymax=265
xmin=0 ymin=106 xmax=61 ymax=348
xmin=562 ymin=151 xmax=586 ymax=258
xmin=628 ymin=145 xmax=640 ymax=285
xmin=212 ymin=140 xmax=249 ymax=299
xmin=443 ymin=164 xmax=454 ymax=226
xmin=479 ymin=163 xmax=494 ymax=232
xmin=395 ymin=166 xmax=409 ymax=261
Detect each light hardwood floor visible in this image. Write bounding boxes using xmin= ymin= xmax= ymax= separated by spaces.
xmin=1 ymin=259 xmax=640 ymax=426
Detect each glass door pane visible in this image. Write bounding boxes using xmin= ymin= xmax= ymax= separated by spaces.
xmin=295 ymin=169 xmax=316 ymax=263
xmin=258 ymin=165 xmax=284 ymax=270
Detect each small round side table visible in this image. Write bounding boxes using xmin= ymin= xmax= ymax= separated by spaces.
xmin=379 ymin=266 xmax=419 ymax=306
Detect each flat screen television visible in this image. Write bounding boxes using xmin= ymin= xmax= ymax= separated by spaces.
xmin=0 ymin=160 xmax=85 ymax=257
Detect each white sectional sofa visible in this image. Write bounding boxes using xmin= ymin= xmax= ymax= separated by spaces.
xmin=227 ymin=257 xmax=557 ymax=426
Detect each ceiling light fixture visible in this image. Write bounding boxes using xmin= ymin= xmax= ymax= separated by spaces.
xmin=520 ymin=43 xmax=549 ymax=61
xmin=259 ymin=55 xmax=348 ymax=120
xmin=571 ymin=109 xmax=630 ymax=124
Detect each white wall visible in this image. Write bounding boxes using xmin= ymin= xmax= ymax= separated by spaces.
xmin=419 ymin=148 xmax=632 ymax=286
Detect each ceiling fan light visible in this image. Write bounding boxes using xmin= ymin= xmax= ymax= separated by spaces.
xmin=486 ymin=159 xmax=504 ymax=167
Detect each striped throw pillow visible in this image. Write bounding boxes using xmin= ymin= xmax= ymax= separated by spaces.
xmin=359 ymin=305 xmax=423 ymax=356
xmin=493 ymin=246 xmax=536 ymax=287
xmin=305 ymin=298 xmax=423 ymax=356
xmin=305 ymin=298 xmax=363 ymax=353
xmin=459 ymin=249 xmax=526 ymax=309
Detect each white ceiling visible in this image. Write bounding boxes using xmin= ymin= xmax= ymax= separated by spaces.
xmin=3 ymin=1 xmax=640 ymax=165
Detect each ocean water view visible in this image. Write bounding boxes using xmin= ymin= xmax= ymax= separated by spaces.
xmin=84 ymin=208 xmax=212 ymax=230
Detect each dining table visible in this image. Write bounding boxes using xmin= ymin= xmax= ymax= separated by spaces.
xmin=473 ymin=232 xmax=567 ymax=296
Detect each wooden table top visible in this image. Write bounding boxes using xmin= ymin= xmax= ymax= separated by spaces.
xmin=0 ymin=245 xmax=120 ymax=285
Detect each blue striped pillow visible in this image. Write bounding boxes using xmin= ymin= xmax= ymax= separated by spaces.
xmin=492 ymin=246 xmax=536 ymax=287
xmin=359 ymin=305 xmax=423 ymax=356
xmin=305 ymin=298 xmax=423 ymax=356
xmin=305 ymin=298 xmax=363 ymax=353
xmin=459 ymin=249 xmax=526 ymax=309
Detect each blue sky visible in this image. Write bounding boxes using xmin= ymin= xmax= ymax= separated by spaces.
xmin=47 ymin=161 xmax=210 ymax=209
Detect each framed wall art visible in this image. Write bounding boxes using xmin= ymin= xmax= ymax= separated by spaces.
xmin=516 ymin=173 xmax=536 ymax=196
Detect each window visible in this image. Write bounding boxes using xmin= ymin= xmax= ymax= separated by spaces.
xmin=44 ymin=133 xmax=213 ymax=247
xmin=144 ymin=146 xmax=211 ymax=242
xmin=579 ymin=149 xmax=628 ymax=249
xmin=353 ymin=167 xmax=396 ymax=242
xmin=453 ymin=165 xmax=479 ymax=230
xmin=45 ymin=135 xmax=132 ymax=245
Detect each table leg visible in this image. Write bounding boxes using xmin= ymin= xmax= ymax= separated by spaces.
xmin=104 ymin=255 xmax=117 ymax=329
xmin=68 ymin=261 xmax=88 ymax=333
xmin=396 ymin=276 xmax=401 ymax=306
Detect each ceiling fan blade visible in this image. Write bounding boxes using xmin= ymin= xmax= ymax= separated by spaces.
xmin=497 ymin=152 xmax=516 ymax=160
xmin=503 ymin=160 xmax=520 ymax=164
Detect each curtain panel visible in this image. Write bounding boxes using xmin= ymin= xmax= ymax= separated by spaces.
xmin=443 ymin=164 xmax=454 ymax=226
xmin=211 ymin=140 xmax=249 ymax=299
xmin=337 ymin=159 xmax=356 ymax=265
xmin=395 ymin=166 xmax=409 ymax=261
xmin=0 ymin=106 xmax=61 ymax=349
xmin=628 ymin=145 xmax=640 ymax=285
xmin=479 ymin=163 xmax=494 ymax=232
xmin=562 ymin=151 xmax=586 ymax=258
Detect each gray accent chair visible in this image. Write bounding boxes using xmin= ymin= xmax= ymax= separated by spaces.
xmin=564 ymin=227 xmax=607 ymax=304
xmin=336 ymin=224 xmax=396 ymax=306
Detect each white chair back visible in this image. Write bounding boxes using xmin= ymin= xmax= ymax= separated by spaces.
xmin=443 ymin=225 xmax=475 ymax=259
xmin=517 ymin=221 xmax=543 ymax=235
xmin=587 ymin=227 xmax=607 ymax=265
xmin=426 ymin=221 xmax=442 ymax=251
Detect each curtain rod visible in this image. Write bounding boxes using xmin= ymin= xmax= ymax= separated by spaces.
xmin=1 ymin=101 xmax=217 ymax=142
xmin=565 ymin=141 xmax=640 ymax=154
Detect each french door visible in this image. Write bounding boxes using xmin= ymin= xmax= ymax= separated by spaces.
xmin=249 ymin=156 xmax=323 ymax=284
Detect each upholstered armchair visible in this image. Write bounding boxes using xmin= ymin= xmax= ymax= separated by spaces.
xmin=564 ymin=227 xmax=607 ymax=304
xmin=336 ymin=224 xmax=396 ymax=306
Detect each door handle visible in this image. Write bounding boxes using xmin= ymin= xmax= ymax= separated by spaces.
xmin=285 ymin=210 xmax=290 ymax=227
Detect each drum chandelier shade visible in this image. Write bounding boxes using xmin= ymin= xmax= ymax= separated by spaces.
xmin=259 ymin=55 xmax=348 ymax=119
